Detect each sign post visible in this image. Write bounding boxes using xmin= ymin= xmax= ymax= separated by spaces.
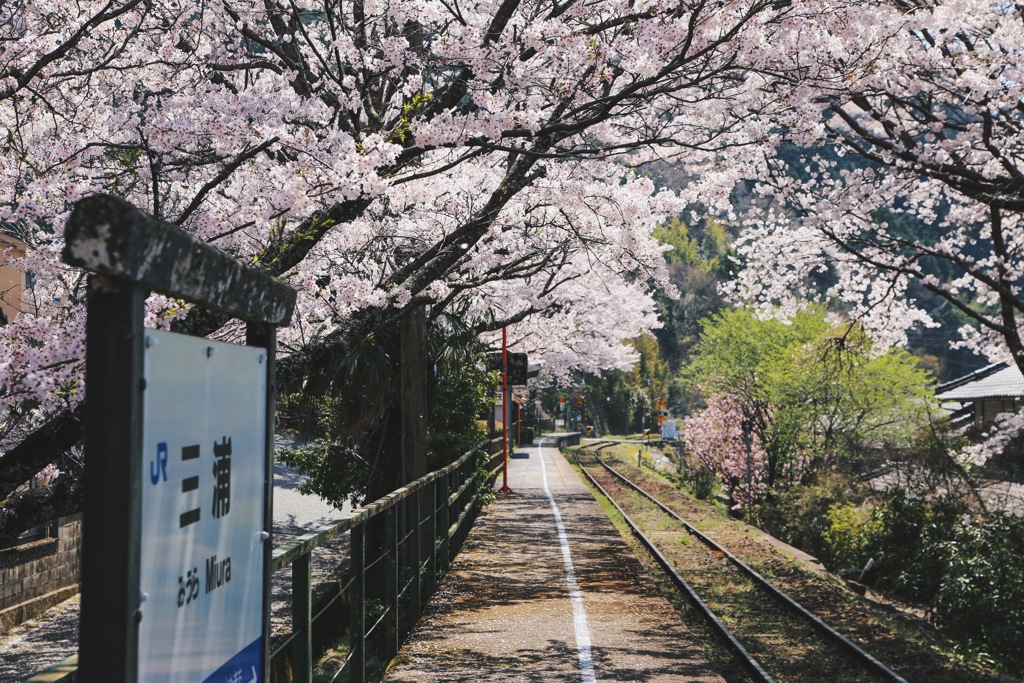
xmin=64 ymin=194 xmax=296 ymax=683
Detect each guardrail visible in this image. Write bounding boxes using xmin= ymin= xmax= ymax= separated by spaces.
xmin=27 ymin=442 xmax=503 ymax=683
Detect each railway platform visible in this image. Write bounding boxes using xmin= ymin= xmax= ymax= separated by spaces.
xmin=383 ymin=437 xmax=724 ymax=683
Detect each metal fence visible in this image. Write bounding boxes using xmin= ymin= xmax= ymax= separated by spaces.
xmin=272 ymin=444 xmax=500 ymax=683
xmin=27 ymin=440 xmax=503 ymax=683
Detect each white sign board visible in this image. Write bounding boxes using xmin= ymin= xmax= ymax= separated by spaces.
xmin=139 ymin=330 xmax=267 ymax=683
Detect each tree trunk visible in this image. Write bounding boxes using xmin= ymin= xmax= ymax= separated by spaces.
xmin=401 ymin=306 xmax=428 ymax=485
xmin=364 ymin=306 xmax=429 ymax=501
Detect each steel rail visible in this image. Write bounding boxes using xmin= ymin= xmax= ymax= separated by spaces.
xmin=577 ymin=456 xmax=776 ymax=683
xmin=588 ymin=449 xmax=909 ymax=683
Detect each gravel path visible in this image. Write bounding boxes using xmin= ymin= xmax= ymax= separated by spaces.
xmin=0 ymin=434 xmax=351 ymax=682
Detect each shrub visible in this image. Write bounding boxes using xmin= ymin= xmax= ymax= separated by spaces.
xmin=687 ymin=465 xmax=718 ymax=500
xmin=865 ymin=490 xmax=967 ymax=605
xmin=279 ymin=439 xmax=371 ymax=507
xmin=861 ymin=491 xmax=1024 ymax=669
xmin=752 ymin=480 xmax=1024 ymax=669
xmin=758 ymin=471 xmax=867 ymax=561
xmin=675 ymin=443 xmax=719 ymax=500
xmin=931 ymin=512 xmax=1024 ymax=666
xmin=822 ymin=502 xmax=883 ymax=577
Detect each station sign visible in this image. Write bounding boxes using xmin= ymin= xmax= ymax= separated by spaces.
xmin=138 ymin=329 xmax=268 ymax=683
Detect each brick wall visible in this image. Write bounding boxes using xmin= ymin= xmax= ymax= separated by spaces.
xmin=0 ymin=513 xmax=82 ymax=632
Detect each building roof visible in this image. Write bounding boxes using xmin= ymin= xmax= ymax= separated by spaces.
xmin=936 ymin=361 xmax=1024 ymax=401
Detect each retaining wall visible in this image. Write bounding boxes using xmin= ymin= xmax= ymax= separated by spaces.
xmin=0 ymin=513 xmax=82 ymax=633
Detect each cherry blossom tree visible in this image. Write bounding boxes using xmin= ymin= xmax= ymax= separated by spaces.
xmin=1 ymin=0 xmax=811 ymax=540
xmin=722 ymin=0 xmax=1024 ymax=465
xmin=682 ymin=393 xmax=769 ymax=507
xmin=727 ymin=1 xmax=1024 ymax=377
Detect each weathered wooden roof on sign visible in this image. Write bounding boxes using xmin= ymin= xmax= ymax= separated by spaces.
xmin=63 ymin=194 xmax=296 ymax=326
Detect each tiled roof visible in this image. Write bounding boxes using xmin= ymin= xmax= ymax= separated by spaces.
xmin=937 ymin=361 xmax=1024 ymax=401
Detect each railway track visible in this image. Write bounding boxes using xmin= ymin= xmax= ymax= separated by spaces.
xmin=575 ymin=444 xmax=908 ymax=683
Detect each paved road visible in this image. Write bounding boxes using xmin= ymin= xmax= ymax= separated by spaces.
xmin=0 ymin=433 xmax=349 ymax=683
xmin=272 ymin=432 xmax=352 ymax=535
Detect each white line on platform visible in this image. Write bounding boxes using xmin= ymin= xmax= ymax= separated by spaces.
xmin=538 ymin=437 xmax=597 ymax=683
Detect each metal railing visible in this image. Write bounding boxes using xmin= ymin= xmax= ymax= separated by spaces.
xmin=272 ymin=445 xmax=493 ymax=683
xmin=27 ymin=442 xmax=503 ymax=683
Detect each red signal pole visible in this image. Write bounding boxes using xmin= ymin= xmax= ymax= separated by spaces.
xmin=500 ymin=326 xmax=512 ymax=493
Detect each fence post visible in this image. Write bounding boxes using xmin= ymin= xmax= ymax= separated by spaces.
xmin=384 ymin=506 xmax=399 ymax=661
xmin=439 ymin=469 xmax=451 ymax=568
xmin=464 ymin=458 xmax=477 ymax=545
xmin=410 ymin=488 xmax=422 ymax=619
xmin=459 ymin=459 xmax=472 ymax=551
xmin=78 ymin=277 xmax=145 ymax=683
xmin=425 ymin=478 xmax=438 ymax=597
xmin=349 ymin=523 xmax=366 ymax=683
xmin=248 ymin=320 xmax=278 ymax=683
xmin=291 ymin=554 xmax=312 ymax=683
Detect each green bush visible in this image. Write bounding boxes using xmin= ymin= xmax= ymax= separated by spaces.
xmin=474 ymin=451 xmax=497 ymax=506
xmin=822 ymin=502 xmax=883 ymax=577
xmin=860 ymin=491 xmax=1024 ymax=669
xmin=758 ymin=471 xmax=867 ymax=561
xmin=865 ymin=490 xmax=967 ymax=604
xmin=279 ymin=439 xmax=371 ymax=507
xmin=426 ymin=364 xmax=493 ymax=471
xmin=674 ymin=444 xmax=719 ymax=500
xmin=687 ymin=465 xmax=718 ymax=500
xmin=755 ymin=479 xmax=1024 ymax=669
xmin=931 ymin=512 xmax=1024 ymax=666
